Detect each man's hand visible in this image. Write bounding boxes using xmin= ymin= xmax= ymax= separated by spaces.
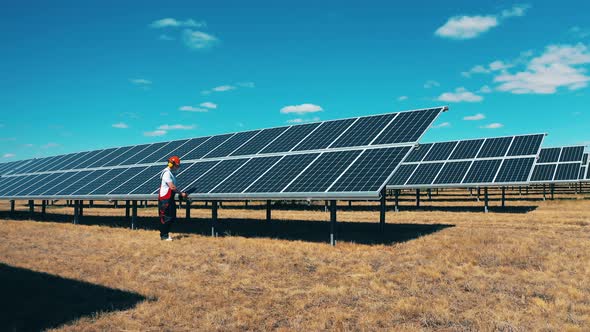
xmin=181 ymin=192 xmax=188 ymax=199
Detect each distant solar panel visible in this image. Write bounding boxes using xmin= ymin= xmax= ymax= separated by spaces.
xmin=530 ymin=146 xmax=586 ymax=183
xmin=1 ymin=107 xmax=447 ymax=200
xmin=387 ymin=134 xmax=545 ymax=189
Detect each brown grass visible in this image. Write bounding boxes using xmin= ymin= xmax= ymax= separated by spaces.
xmin=0 ymin=189 xmax=589 ymax=331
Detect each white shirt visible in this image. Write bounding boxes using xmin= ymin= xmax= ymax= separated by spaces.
xmin=159 ymin=167 xmax=177 ymax=199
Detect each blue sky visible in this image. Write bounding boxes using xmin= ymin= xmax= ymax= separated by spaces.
xmin=1 ymin=0 xmax=590 ymax=161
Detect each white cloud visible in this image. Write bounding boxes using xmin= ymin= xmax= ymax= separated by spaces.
xmin=150 ymin=18 xmax=205 ymax=29
xmin=158 ymin=124 xmax=195 ymax=130
xmin=437 ymin=87 xmax=483 ymax=102
xmin=112 ymin=122 xmax=129 ymax=129
xmin=495 ymin=43 xmax=590 ymax=94
xmin=464 ymin=113 xmax=486 ymax=121
xmin=424 ymin=80 xmax=440 ymax=88
xmin=280 ymin=103 xmax=323 ymax=115
xmin=436 ymin=5 xmax=530 ymax=40
xmin=501 ymin=4 xmax=531 ymax=18
xmin=397 ymin=96 xmax=408 ymax=101
xmin=130 ymin=78 xmax=152 ymax=85
xmin=480 ymin=123 xmax=504 ymax=129
xmin=2 ymin=153 xmax=15 ymax=158
xmin=462 ymin=65 xmax=490 ymax=77
xmin=286 ymin=117 xmax=321 ymax=124
xmin=479 ymin=85 xmax=493 ymax=93
xmin=199 ymin=102 xmax=217 ymax=109
xmin=462 ymin=61 xmax=512 ymax=77
xmin=144 ymin=130 xmax=167 ymax=137
xmin=570 ymin=26 xmax=590 ymax=39
xmin=179 ymin=106 xmax=209 ymax=112
xmin=42 ymin=143 xmax=59 ymax=149
xmin=436 ymin=15 xmax=498 ymax=39
xmin=212 ymin=85 xmax=235 ymax=92
xmin=431 ymin=122 xmax=451 ymax=129
xmin=182 ymin=29 xmax=218 ymax=49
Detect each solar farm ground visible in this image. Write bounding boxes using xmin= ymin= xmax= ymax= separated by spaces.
xmin=0 ymin=189 xmax=589 ymax=331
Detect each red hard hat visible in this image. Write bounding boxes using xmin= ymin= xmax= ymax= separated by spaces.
xmin=168 ymin=155 xmax=180 ymax=166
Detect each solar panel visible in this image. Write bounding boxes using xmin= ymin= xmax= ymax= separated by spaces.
xmin=477 ymin=137 xmax=513 ymax=158
xmin=423 ymin=142 xmax=457 ymax=161
xmin=530 ymin=146 xmax=585 ymax=183
xmin=244 ymin=154 xmax=320 ymax=193
xmin=330 ymin=114 xmax=396 ymax=148
xmin=284 ymin=150 xmax=362 ymax=193
xmin=388 ymin=134 xmax=544 ymax=189
xmin=259 ymin=123 xmax=320 ymax=154
xmin=1 ymin=106 xmax=446 ymax=200
xmin=449 ymin=139 xmax=484 ymax=160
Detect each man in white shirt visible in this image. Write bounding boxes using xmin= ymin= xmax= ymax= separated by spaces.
xmin=158 ymin=155 xmax=188 ymax=241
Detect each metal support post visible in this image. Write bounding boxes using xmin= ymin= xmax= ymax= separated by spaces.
xmin=131 ymin=200 xmax=138 ymax=230
xmin=416 ymin=189 xmax=420 ymax=207
xmin=73 ymin=200 xmax=79 ymax=224
xmin=28 ymin=200 xmax=34 ymax=219
xmin=330 ymin=200 xmax=337 ymax=246
xmin=501 ymin=187 xmax=506 ymax=208
xmin=266 ymin=200 xmax=271 ymax=222
xmin=186 ymin=200 xmax=191 ymax=221
xmin=125 ymin=200 xmax=130 ymax=220
xmin=10 ymin=200 xmax=15 ymax=214
xmin=484 ymin=188 xmax=489 ymax=213
xmin=379 ymin=188 xmax=386 ymax=231
xmin=394 ymin=189 xmax=400 ymax=212
xmin=211 ymin=201 xmax=218 ymax=237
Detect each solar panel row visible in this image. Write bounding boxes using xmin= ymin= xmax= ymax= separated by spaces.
xmin=530 ymin=146 xmax=586 ymax=183
xmin=0 ymin=146 xmax=411 ymax=200
xmin=8 ymin=108 xmax=443 ymax=176
xmin=387 ymin=134 xmax=545 ymax=189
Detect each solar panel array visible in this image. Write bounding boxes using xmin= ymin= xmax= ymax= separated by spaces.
xmin=387 ymin=134 xmax=546 ymax=189
xmin=0 ymin=107 xmax=446 ymax=200
xmin=530 ymin=146 xmax=586 ymax=183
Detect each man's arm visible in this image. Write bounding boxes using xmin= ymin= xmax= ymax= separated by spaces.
xmin=167 ymin=181 xmax=188 ymax=198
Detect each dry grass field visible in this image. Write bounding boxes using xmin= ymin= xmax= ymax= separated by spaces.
xmin=0 ymin=188 xmax=589 ymax=331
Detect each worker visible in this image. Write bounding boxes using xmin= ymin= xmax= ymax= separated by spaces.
xmin=158 ymin=155 xmax=188 ymax=241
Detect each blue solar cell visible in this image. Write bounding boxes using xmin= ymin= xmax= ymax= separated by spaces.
xmin=71 ymin=169 xmax=118 ymax=195
xmin=11 ymin=158 xmax=46 ymax=174
xmin=559 ymin=147 xmax=584 ymax=162
xmin=580 ymin=167 xmax=587 ymax=180
xmin=449 ymin=139 xmax=484 ymax=160
xmin=25 ymin=156 xmax=63 ymax=173
xmin=583 ymin=153 xmax=589 ymax=165
xmin=507 ymin=135 xmax=544 ymax=156
xmin=406 ymin=163 xmax=444 ymax=185
xmin=494 ymin=158 xmax=535 ymax=183
xmin=210 ymin=156 xmax=282 ymax=193
xmin=89 ymin=168 xmax=141 ymax=195
xmin=245 ymin=154 xmax=320 ymax=193
xmin=90 ymin=147 xmax=134 ymax=168
xmin=172 ymin=161 xmax=220 ymax=194
xmin=231 ymin=127 xmax=290 ymax=156
xmin=329 ymin=147 xmax=410 ymax=192
xmin=134 ymin=141 xmax=174 ymax=164
xmin=477 ymin=137 xmax=513 ymax=158
xmin=372 ymin=108 xmax=442 ymax=145
xmin=531 ymin=164 xmax=557 ymax=182
xmin=284 ymin=150 xmax=361 ymax=192
xmin=259 ymin=123 xmax=321 ymax=154
xmin=167 ymin=138 xmax=207 ymax=161
xmin=140 ymin=139 xmax=193 ymax=164
xmin=538 ymin=148 xmax=561 ymax=163
xmin=554 ymin=163 xmax=580 ymax=181
xmin=48 ymin=171 xmax=95 ymax=195
xmin=462 ymin=159 xmax=502 ymax=184
xmin=44 ymin=153 xmax=85 ymax=172
xmin=423 ymin=142 xmax=458 ymax=161
xmin=204 ymin=130 xmax=261 ymax=158
xmin=10 ymin=174 xmax=53 ymax=196
xmin=56 ymin=151 xmax=95 ymax=171
xmin=109 ymin=166 xmax=163 ymax=195
xmin=330 ymin=114 xmax=397 ymax=148
xmin=103 ymin=144 xmax=152 ymax=167
xmin=433 ymin=161 xmax=472 ymax=184
xmin=184 ymin=159 xmax=249 ymax=194
xmin=22 ymin=172 xmax=77 ymax=196
xmin=79 ymin=148 xmax=120 ymax=169
xmin=184 ymin=134 xmax=234 ymax=160
xmin=387 ymin=164 xmax=418 ymax=186
xmin=292 ymin=119 xmax=356 ymax=151
xmin=0 ymin=176 xmax=26 ymax=194
xmin=404 ymin=144 xmax=433 ymax=162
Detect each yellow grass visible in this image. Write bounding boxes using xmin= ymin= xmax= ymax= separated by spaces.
xmin=0 ymin=190 xmax=589 ymax=331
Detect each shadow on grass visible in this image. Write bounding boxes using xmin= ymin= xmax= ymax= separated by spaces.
xmin=0 ymin=263 xmax=148 ymax=331
xmin=0 ymin=209 xmax=453 ymax=246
